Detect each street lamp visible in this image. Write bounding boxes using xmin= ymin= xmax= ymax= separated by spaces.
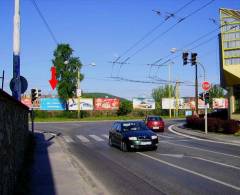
xmin=77 ymin=62 xmax=96 ymax=118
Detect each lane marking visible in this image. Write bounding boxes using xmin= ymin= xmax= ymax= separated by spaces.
xmin=158 ymin=154 xmax=184 ymax=158
xmin=163 ymin=141 xmax=240 ymax=159
xmin=62 ymin=136 xmax=74 ymax=143
xmin=76 ymin=135 xmax=90 ymax=143
xmin=137 ymin=152 xmax=240 ymax=191
xmin=190 ymin=156 xmax=240 ymax=171
xmin=102 ymin=134 xmax=109 ymax=139
xmin=89 ymin=135 xmax=104 ymax=142
xmin=157 ymin=134 xmax=174 ymax=139
xmin=168 ymin=125 xmax=240 ymax=147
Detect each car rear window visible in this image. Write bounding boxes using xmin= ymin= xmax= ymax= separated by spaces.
xmin=122 ymin=122 xmax=147 ymax=131
xmin=148 ymin=116 xmax=162 ymax=121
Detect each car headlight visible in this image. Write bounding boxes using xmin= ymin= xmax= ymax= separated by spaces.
xmin=128 ymin=137 xmax=137 ymax=141
xmin=151 ymin=135 xmax=158 ymax=139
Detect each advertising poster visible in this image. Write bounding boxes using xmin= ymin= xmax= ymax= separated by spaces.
xmin=162 ymin=98 xmax=188 ymax=109
xmin=68 ymin=98 xmax=94 ymax=110
xmin=21 ymin=97 xmax=32 ymax=108
xmin=213 ymin=98 xmax=228 ymax=109
xmin=40 ymin=98 xmax=66 ymax=110
xmin=94 ymin=98 xmax=120 ymax=110
xmin=133 ymin=98 xmax=155 ymax=110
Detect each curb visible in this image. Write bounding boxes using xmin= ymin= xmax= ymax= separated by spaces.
xmin=169 ymin=124 xmax=240 ymax=147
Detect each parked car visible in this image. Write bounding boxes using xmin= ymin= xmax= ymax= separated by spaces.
xmin=145 ymin=115 xmax=165 ymax=132
xmin=109 ymin=121 xmax=158 ymax=151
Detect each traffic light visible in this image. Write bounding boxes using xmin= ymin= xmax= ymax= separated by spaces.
xmin=182 ymin=52 xmax=189 ymax=65
xmin=38 ymin=89 xmax=41 ymax=97
xmin=31 ymin=88 xmax=38 ymax=102
xmin=204 ymin=92 xmax=210 ymax=104
xmin=199 ymin=92 xmax=204 ymax=101
xmin=191 ymin=53 xmax=197 ymax=65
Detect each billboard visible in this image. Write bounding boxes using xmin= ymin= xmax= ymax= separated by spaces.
xmin=40 ymin=98 xmax=66 ymax=110
xmin=212 ymin=98 xmax=228 ymax=109
xmin=133 ymin=98 xmax=155 ymax=110
xmin=21 ymin=97 xmax=32 ymax=108
xmin=162 ymin=98 xmax=208 ymax=109
xmin=68 ymin=98 xmax=94 ymax=110
xmin=94 ymin=98 xmax=120 ymax=110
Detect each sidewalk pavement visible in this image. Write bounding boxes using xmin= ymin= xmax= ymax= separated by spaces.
xmin=171 ymin=123 xmax=240 ymax=146
xmin=30 ymin=131 xmax=109 ymax=195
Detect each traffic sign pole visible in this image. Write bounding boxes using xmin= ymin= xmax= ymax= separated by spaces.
xmin=202 ymin=81 xmax=211 ymax=135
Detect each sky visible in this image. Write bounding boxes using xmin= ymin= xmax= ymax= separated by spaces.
xmin=0 ymin=0 xmax=239 ymax=100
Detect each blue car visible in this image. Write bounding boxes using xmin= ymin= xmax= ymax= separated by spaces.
xmin=109 ymin=121 xmax=158 ymax=151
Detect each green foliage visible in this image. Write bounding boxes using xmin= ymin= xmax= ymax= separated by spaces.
xmin=82 ymin=92 xmax=127 ymax=101
xmin=208 ymin=84 xmax=225 ymax=106
xmin=152 ymin=85 xmax=175 ymax=109
xmin=117 ymin=100 xmax=133 ymax=116
xmin=52 ymin=44 xmax=83 ymax=108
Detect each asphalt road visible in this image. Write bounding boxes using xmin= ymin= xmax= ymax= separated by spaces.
xmin=35 ymin=119 xmax=240 ymax=195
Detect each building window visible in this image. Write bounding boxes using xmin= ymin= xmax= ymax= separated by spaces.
xmin=225 ymin=57 xmax=240 ymax=65
xmin=224 ymin=49 xmax=240 ymax=57
xmin=223 ymin=32 xmax=240 ymax=40
xmin=224 ymin=40 xmax=240 ymax=48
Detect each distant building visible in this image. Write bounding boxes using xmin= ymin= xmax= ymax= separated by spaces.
xmin=219 ymin=8 xmax=240 ymax=119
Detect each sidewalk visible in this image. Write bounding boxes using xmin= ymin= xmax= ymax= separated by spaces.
xmin=171 ymin=123 xmax=240 ymax=146
xmin=30 ymin=131 xmax=109 ymax=195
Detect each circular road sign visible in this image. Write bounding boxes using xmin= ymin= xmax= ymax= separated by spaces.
xmin=202 ymin=81 xmax=211 ymax=91
xmin=10 ymin=76 xmax=28 ymax=94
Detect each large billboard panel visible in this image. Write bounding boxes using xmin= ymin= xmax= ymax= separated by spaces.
xmin=68 ymin=98 xmax=94 ymax=110
xmin=162 ymin=98 xmax=208 ymax=109
xmin=94 ymin=98 xmax=120 ymax=110
xmin=212 ymin=98 xmax=228 ymax=109
xmin=40 ymin=98 xmax=66 ymax=110
xmin=133 ymin=98 xmax=155 ymax=110
xmin=21 ymin=97 xmax=32 ymax=108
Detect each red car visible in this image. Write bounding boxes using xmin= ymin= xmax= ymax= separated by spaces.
xmin=145 ymin=116 xmax=165 ymax=132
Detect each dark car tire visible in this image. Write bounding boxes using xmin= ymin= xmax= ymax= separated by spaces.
xmin=121 ymin=141 xmax=128 ymax=152
xmin=152 ymin=146 xmax=158 ymax=151
xmin=109 ymin=136 xmax=113 ymax=146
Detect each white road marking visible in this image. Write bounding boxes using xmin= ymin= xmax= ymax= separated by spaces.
xmin=76 ymin=135 xmax=90 ymax=143
xmin=102 ymin=134 xmax=109 ymax=139
xmin=158 ymin=154 xmax=184 ymax=158
xmin=168 ymin=125 xmax=240 ymax=147
xmin=62 ymin=136 xmax=74 ymax=143
xmin=157 ymin=134 xmax=174 ymax=139
xmin=190 ymin=156 xmax=240 ymax=171
xmin=137 ymin=152 xmax=240 ymax=191
xmin=164 ymin=141 xmax=240 ymax=159
xmin=89 ymin=135 xmax=104 ymax=142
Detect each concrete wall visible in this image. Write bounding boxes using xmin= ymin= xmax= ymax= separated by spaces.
xmin=0 ymin=90 xmax=29 ymax=195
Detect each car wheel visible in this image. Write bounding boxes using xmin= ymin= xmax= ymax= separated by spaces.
xmin=152 ymin=146 xmax=158 ymax=151
xmin=121 ymin=141 xmax=128 ymax=152
xmin=109 ymin=136 xmax=113 ymax=146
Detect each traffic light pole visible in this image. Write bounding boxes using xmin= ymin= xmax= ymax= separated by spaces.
xmin=195 ymin=64 xmax=198 ymax=115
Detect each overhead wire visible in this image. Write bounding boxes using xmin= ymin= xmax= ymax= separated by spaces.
xmin=30 ymin=0 xmax=58 ymax=45
xmin=113 ymin=0 xmax=197 ymax=64
xmin=120 ymin=0 xmax=216 ymax=64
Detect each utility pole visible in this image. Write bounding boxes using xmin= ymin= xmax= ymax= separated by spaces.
xmin=13 ymin=0 xmax=21 ymax=100
xmin=0 ymin=70 xmax=4 ymax=90
xmin=195 ymin=63 xmax=198 ymax=115
xmin=175 ymin=81 xmax=180 ymax=117
xmin=77 ymin=69 xmax=81 ymax=118
xmin=168 ymin=61 xmax=172 ymax=118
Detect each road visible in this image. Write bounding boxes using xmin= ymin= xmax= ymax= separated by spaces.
xmin=35 ymin=119 xmax=240 ymax=195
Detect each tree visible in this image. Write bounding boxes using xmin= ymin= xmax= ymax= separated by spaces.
xmin=52 ymin=44 xmax=83 ymax=110
xmin=117 ymin=100 xmax=132 ymax=116
xmin=152 ymin=85 xmax=175 ymax=111
xmin=208 ymin=84 xmax=226 ymax=106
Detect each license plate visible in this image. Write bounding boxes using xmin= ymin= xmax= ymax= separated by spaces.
xmin=140 ymin=141 xmax=152 ymax=145
xmin=153 ymin=126 xmax=159 ymax=129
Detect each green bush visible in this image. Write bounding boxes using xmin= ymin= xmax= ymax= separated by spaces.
xmin=117 ymin=100 xmax=132 ymax=116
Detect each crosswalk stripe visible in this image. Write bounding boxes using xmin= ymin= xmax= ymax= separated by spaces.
xmin=157 ymin=134 xmax=174 ymax=139
xmin=62 ymin=136 xmax=74 ymax=143
xmin=76 ymin=135 xmax=90 ymax=143
xmin=89 ymin=135 xmax=104 ymax=141
xmin=102 ymin=134 xmax=109 ymax=139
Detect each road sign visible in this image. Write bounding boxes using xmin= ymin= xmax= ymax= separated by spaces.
xmin=202 ymin=81 xmax=211 ymax=91
xmin=10 ymin=76 xmax=28 ymax=94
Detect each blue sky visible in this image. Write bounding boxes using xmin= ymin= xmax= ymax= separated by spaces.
xmin=0 ymin=0 xmax=239 ymax=100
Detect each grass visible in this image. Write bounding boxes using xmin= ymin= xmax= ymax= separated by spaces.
xmin=34 ymin=115 xmax=185 ymax=122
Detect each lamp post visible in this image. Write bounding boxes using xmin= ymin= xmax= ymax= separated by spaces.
xmin=77 ymin=62 xmax=96 ymax=118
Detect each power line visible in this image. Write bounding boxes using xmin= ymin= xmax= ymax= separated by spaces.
xmin=112 ymin=0 xmax=196 ymax=64
xmin=119 ymin=0 xmax=215 ymax=64
xmin=30 ymin=0 xmax=58 ymax=44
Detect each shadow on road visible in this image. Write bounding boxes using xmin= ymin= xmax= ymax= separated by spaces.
xmin=30 ymin=132 xmax=56 ymax=195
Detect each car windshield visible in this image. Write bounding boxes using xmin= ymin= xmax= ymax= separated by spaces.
xmin=148 ymin=116 xmax=162 ymax=121
xmin=121 ymin=122 xmax=147 ymax=131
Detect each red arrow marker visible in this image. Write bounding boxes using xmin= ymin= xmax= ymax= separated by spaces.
xmin=49 ymin=66 xmax=58 ymax=90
